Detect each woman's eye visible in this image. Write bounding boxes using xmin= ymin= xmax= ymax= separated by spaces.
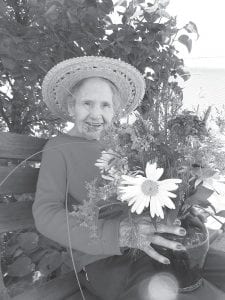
xmin=103 ymin=103 xmax=111 ymax=108
xmin=84 ymin=101 xmax=91 ymax=106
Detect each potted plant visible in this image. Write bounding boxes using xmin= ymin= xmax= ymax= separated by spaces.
xmin=71 ymin=111 xmax=225 ymax=293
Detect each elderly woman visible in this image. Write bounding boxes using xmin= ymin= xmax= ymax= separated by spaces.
xmin=33 ymin=56 xmax=225 ymax=300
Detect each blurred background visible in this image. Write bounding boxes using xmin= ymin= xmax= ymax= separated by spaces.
xmin=168 ymin=0 xmax=225 ymax=111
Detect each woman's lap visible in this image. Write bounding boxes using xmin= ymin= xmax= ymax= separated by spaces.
xmin=79 ymin=247 xmax=225 ymax=300
xmin=117 ymin=248 xmax=225 ymax=300
xmin=72 ymin=289 xmax=99 ymax=300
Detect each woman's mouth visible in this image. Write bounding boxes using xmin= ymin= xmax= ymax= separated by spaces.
xmin=85 ymin=122 xmax=104 ymax=131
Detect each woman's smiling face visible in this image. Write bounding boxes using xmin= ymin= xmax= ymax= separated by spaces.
xmin=68 ymin=77 xmax=115 ymax=140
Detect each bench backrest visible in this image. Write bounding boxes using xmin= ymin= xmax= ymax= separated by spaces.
xmin=0 ymin=133 xmax=77 ymax=300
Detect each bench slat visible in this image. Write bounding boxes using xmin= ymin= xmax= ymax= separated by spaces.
xmin=0 ymin=133 xmax=47 ymax=161
xmin=0 ymin=202 xmax=34 ymax=233
xmin=0 ymin=166 xmax=39 ymax=194
xmin=12 ymin=271 xmax=78 ymax=300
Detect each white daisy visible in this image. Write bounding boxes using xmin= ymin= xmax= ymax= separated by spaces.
xmin=117 ymin=162 xmax=182 ymax=219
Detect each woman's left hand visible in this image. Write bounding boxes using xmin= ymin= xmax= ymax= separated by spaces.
xmin=119 ymin=216 xmax=186 ymax=264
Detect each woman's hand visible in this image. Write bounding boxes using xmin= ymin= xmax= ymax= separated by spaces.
xmin=119 ymin=216 xmax=186 ymax=264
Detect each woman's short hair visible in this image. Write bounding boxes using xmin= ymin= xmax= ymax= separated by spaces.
xmin=67 ymin=77 xmax=122 ymax=112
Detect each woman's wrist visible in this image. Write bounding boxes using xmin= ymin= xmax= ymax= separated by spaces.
xmin=119 ymin=218 xmax=134 ymax=249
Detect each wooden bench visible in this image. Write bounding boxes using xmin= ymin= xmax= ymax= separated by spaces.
xmin=0 ymin=132 xmax=79 ymax=300
xmin=0 ymin=132 xmax=223 ymax=300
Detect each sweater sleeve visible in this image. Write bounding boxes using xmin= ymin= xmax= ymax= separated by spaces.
xmin=32 ymin=139 xmax=122 ymax=256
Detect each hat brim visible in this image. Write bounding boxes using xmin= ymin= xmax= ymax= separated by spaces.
xmin=42 ymin=56 xmax=146 ymax=122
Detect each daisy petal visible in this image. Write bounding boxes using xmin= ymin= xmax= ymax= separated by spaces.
xmin=150 ymin=197 xmax=157 ymax=218
xmin=155 ymin=196 xmax=164 ymax=218
xmin=128 ymin=196 xmax=139 ymax=206
xmin=119 ymin=186 xmax=141 ymax=200
xmin=158 ymin=194 xmax=175 ymax=209
xmin=130 ymin=199 xmax=142 ymax=213
xmin=152 ymin=168 xmax=164 ymax=181
xmin=131 ymin=196 xmax=146 ymax=214
xmin=160 ymin=179 xmax=181 ymax=191
xmin=164 ymin=191 xmax=177 ymax=198
xmin=144 ymin=195 xmax=150 ymax=208
xmin=145 ymin=162 xmax=157 ymax=179
xmin=135 ymin=199 xmax=146 ymax=214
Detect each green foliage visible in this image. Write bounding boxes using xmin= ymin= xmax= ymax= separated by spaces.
xmin=213 ymin=105 xmax=225 ymax=133
xmin=0 ymin=0 xmax=201 ymax=295
xmin=168 ymin=110 xmax=208 ymax=141
xmin=1 ymin=227 xmax=73 ymax=297
xmin=0 ymin=0 xmax=197 ymax=136
xmin=73 ymin=108 xmax=225 ymax=239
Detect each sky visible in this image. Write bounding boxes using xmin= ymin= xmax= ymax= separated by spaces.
xmin=167 ymin=0 xmax=225 ymax=69
xmin=166 ymin=0 xmax=225 ymax=111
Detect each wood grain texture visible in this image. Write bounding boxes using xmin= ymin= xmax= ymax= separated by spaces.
xmin=0 ymin=133 xmax=47 ymax=161
xmin=0 ymin=166 xmax=39 ymax=194
xmin=0 ymin=202 xmax=34 ymax=233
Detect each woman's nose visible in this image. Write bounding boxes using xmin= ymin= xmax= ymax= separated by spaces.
xmin=90 ymin=105 xmax=102 ymax=118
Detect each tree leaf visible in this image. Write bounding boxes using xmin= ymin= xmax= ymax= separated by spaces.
xmin=0 ymin=36 xmax=13 ymax=55
xmin=177 ymin=67 xmax=191 ymax=82
xmin=7 ymin=278 xmax=34 ymax=298
xmin=44 ymin=4 xmax=61 ymax=23
xmin=0 ymin=0 xmax=8 ymax=15
xmin=60 ymin=263 xmax=72 ymax=274
xmin=178 ymin=34 xmax=192 ymax=53
xmin=13 ymin=248 xmax=24 ymax=258
xmin=27 ymin=0 xmax=40 ymax=6
xmin=5 ymin=244 xmax=20 ymax=258
xmin=30 ymin=249 xmax=49 ymax=263
xmin=1 ymin=57 xmax=17 ymax=70
xmin=7 ymin=256 xmax=35 ymax=277
xmin=98 ymin=0 xmax=114 ymax=14
xmin=17 ymin=232 xmax=39 ymax=252
xmin=184 ymin=21 xmax=199 ymax=39
xmin=125 ymin=1 xmax=137 ymax=19
xmin=158 ymin=0 xmax=170 ymax=9
xmin=38 ymin=250 xmax=62 ymax=276
xmin=217 ymin=210 xmax=225 ymax=218
xmin=186 ymin=185 xmax=214 ymax=206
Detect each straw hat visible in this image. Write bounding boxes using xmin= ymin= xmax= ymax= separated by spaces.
xmin=42 ymin=56 xmax=146 ymax=122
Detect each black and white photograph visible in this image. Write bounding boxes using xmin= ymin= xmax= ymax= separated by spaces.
xmin=0 ymin=1 xmax=225 ymax=299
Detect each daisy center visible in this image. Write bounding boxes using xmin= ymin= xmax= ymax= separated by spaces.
xmin=141 ymin=179 xmax=159 ymax=196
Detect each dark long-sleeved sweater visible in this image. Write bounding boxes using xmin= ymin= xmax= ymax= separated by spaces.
xmin=32 ymin=134 xmax=122 ymax=271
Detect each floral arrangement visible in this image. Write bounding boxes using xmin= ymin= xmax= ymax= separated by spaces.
xmin=71 ymin=111 xmax=225 ymax=239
